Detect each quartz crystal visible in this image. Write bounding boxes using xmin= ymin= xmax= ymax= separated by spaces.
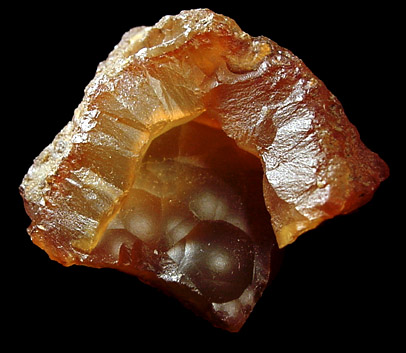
xmin=20 ymin=9 xmax=389 ymax=331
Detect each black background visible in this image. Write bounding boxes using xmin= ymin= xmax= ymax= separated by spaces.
xmin=6 ymin=1 xmax=401 ymax=350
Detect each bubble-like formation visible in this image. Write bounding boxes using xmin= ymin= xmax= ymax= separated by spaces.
xmin=92 ymin=121 xmax=278 ymax=329
xmin=173 ymin=220 xmax=254 ymax=303
xmin=108 ymin=159 xmax=254 ymax=303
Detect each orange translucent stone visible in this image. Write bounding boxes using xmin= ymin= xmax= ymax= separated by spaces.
xmin=20 ymin=9 xmax=389 ymax=331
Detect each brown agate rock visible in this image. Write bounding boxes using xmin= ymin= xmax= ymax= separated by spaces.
xmin=20 ymin=9 xmax=389 ymax=331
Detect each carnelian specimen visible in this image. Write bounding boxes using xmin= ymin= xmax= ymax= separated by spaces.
xmin=20 ymin=9 xmax=389 ymax=331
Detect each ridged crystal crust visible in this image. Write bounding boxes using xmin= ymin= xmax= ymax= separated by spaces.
xmin=20 ymin=9 xmax=388 ymax=331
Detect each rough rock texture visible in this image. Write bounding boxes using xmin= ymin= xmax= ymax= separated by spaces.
xmin=20 ymin=9 xmax=389 ymax=331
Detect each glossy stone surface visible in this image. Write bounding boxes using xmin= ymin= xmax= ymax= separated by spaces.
xmin=20 ymin=9 xmax=389 ymax=331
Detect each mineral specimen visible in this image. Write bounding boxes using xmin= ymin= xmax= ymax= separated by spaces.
xmin=20 ymin=9 xmax=389 ymax=331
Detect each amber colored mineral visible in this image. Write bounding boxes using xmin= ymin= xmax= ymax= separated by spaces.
xmin=20 ymin=9 xmax=389 ymax=331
